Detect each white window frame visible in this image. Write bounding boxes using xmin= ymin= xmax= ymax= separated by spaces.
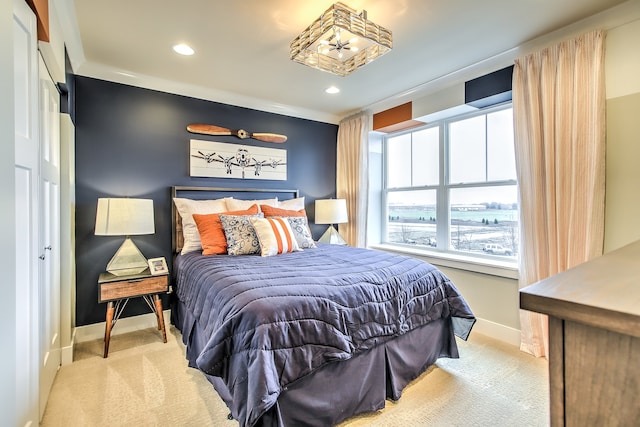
xmin=380 ymin=102 xmax=518 ymax=274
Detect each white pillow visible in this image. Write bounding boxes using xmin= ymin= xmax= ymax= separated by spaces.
xmin=226 ymin=198 xmax=278 ymax=212
xmin=278 ymin=196 xmax=305 ymax=211
xmin=250 ymin=217 xmax=301 ymax=257
xmin=173 ymin=197 xmax=228 ymax=254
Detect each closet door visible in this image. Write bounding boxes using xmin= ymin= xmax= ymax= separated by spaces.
xmin=13 ymin=0 xmax=40 ymax=425
xmin=38 ymin=54 xmax=61 ymax=418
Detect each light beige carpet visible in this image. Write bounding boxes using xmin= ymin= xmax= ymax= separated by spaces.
xmin=41 ymin=326 xmax=549 ymax=427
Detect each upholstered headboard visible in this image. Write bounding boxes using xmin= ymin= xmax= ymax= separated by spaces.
xmin=171 ymin=186 xmax=300 ymax=253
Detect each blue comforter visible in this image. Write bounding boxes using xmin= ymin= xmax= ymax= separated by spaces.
xmin=175 ymin=244 xmax=475 ymax=426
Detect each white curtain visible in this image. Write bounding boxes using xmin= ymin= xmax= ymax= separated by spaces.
xmin=336 ymin=111 xmax=370 ymax=247
xmin=513 ymin=30 xmax=606 ymax=358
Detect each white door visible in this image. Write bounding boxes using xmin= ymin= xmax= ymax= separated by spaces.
xmin=38 ymin=55 xmax=61 ymax=419
xmin=13 ymin=0 xmax=40 ymax=425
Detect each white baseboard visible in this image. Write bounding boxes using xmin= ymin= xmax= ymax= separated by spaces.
xmin=75 ymin=309 xmax=171 ymax=343
xmin=472 ymin=317 xmax=521 ymax=347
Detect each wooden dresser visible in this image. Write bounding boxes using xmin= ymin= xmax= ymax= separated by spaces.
xmin=520 ymin=240 xmax=640 ymax=427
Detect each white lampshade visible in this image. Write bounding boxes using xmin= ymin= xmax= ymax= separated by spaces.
xmin=315 ymin=199 xmax=348 ymax=225
xmin=95 ymin=198 xmax=154 ymax=276
xmin=95 ymin=198 xmax=155 ymax=236
xmin=315 ymin=199 xmax=348 ymax=245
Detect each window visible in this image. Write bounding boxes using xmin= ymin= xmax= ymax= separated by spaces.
xmin=383 ymin=104 xmax=518 ymax=261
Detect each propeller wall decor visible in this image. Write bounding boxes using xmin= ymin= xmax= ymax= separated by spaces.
xmin=187 ymin=123 xmax=287 ymax=143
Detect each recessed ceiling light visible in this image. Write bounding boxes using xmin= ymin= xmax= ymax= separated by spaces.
xmin=325 ymin=86 xmax=340 ymax=94
xmin=173 ymin=44 xmax=195 ymax=56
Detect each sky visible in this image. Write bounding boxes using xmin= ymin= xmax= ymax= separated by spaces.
xmin=386 ymin=107 xmax=517 ymax=207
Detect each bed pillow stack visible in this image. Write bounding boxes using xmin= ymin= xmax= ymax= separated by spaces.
xmin=174 ymin=195 xmax=317 ymax=256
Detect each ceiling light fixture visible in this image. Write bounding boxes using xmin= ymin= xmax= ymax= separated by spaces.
xmin=290 ymin=2 xmax=392 ymax=77
xmin=325 ymin=86 xmax=340 ymax=94
xmin=173 ymin=43 xmax=194 ymax=56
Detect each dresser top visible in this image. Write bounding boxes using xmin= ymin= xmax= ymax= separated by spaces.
xmin=520 ymin=240 xmax=640 ymax=337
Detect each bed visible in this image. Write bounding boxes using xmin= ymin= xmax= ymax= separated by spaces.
xmin=169 ymin=186 xmax=476 ymax=427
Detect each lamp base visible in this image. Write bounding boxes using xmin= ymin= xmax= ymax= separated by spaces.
xmin=106 ymin=237 xmax=149 ymax=276
xmin=318 ymin=225 xmax=347 ymax=245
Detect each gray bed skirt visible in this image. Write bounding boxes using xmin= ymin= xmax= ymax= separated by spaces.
xmin=172 ymin=299 xmax=459 ymax=427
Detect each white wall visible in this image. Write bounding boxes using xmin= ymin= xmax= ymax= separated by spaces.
xmin=1 ymin=1 xmax=17 ymax=425
xmin=60 ymin=114 xmax=76 ymax=364
xmin=604 ymin=18 xmax=640 ymax=252
xmin=43 ymin=0 xmax=77 ymax=364
xmin=606 ymin=18 xmax=640 ymax=99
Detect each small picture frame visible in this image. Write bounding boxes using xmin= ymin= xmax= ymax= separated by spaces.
xmin=148 ymin=257 xmax=168 ymax=275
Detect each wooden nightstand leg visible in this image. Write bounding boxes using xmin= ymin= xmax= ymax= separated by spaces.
xmin=153 ymin=294 xmax=167 ymax=343
xmin=104 ymin=301 xmax=115 ymax=358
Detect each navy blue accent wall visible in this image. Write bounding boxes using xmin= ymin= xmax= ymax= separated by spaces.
xmin=75 ymin=76 xmax=338 ymax=326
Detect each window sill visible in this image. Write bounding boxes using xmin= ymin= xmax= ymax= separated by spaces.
xmin=369 ymin=243 xmax=520 ymax=279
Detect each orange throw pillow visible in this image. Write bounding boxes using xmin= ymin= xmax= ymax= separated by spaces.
xmin=193 ymin=204 xmax=259 ymax=255
xmin=260 ymin=205 xmax=307 ymax=218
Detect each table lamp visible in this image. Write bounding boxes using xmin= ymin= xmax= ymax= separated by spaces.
xmin=95 ymin=198 xmax=155 ymax=276
xmin=315 ymin=198 xmax=348 ymax=245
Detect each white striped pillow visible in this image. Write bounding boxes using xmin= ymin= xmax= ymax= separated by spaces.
xmin=250 ymin=217 xmax=301 ymax=256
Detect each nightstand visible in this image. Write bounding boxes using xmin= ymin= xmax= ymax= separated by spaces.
xmin=98 ymin=268 xmax=169 ymax=358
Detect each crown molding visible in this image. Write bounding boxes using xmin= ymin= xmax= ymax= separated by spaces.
xmin=75 ymin=61 xmax=341 ymax=124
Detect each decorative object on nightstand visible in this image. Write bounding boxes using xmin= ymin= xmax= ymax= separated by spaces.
xmin=95 ymin=198 xmax=155 ymax=276
xmin=148 ymin=257 xmax=169 ymax=275
xmin=98 ymin=269 xmax=169 ymax=358
xmin=315 ymin=198 xmax=348 ymax=245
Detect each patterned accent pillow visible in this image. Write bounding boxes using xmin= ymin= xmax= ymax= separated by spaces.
xmin=251 ymin=217 xmax=301 ymax=256
xmin=286 ymin=216 xmax=317 ymax=249
xmin=192 ymin=205 xmax=259 ymax=255
xmin=219 ymin=213 xmax=264 ymax=256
